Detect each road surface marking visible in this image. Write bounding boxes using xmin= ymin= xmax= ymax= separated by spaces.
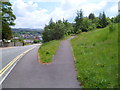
xmin=0 ymin=46 xmax=36 ymax=77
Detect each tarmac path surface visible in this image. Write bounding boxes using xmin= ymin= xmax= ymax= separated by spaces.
xmin=2 ymin=37 xmax=80 ymax=88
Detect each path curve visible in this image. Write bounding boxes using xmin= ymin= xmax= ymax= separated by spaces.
xmin=2 ymin=37 xmax=80 ymax=88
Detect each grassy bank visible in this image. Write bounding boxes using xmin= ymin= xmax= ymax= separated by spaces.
xmin=71 ymin=24 xmax=118 ymax=88
xmin=38 ymin=40 xmax=61 ymax=63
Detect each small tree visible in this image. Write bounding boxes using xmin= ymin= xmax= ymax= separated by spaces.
xmin=109 ymin=23 xmax=115 ymax=32
xmin=63 ymin=19 xmax=73 ymax=35
xmin=98 ymin=12 xmax=107 ymax=28
xmin=2 ymin=2 xmax=16 ymax=40
xmin=81 ymin=17 xmax=96 ymax=32
xmin=88 ymin=13 xmax=95 ymax=20
xmin=53 ymin=20 xmax=65 ymax=40
xmin=74 ymin=9 xmax=84 ymax=33
xmin=2 ymin=22 xmax=13 ymax=40
xmin=115 ymin=15 xmax=120 ymax=23
xmin=42 ymin=19 xmax=65 ymax=42
xmin=102 ymin=12 xmax=107 ymax=27
xmin=42 ymin=25 xmax=53 ymax=42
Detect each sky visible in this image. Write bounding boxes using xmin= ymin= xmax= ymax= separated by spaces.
xmin=10 ymin=0 xmax=119 ymax=29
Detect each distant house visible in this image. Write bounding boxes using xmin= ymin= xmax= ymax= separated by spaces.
xmin=7 ymin=40 xmax=11 ymax=43
xmin=38 ymin=35 xmax=43 ymax=40
xmin=23 ymin=40 xmax=34 ymax=43
xmin=13 ymin=37 xmax=19 ymax=40
xmin=3 ymin=39 xmax=11 ymax=43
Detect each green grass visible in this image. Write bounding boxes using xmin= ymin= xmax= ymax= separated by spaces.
xmin=38 ymin=35 xmax=71 ymax=63
xmin=62 ymin=35 xmax=73 ymax=40
xmin=38 ymin=40 xmax=61 ymax=63
xmin=71 ymin=24 xmax=118 ymax=88
xmin=62 ymin=35 xmax=71 ymax=40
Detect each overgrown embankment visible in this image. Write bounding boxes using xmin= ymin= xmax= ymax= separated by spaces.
xmin=71 ymin=24 xmax=118 ymax=88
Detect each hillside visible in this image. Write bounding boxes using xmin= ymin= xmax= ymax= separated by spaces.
xmin=12 ymin=28 xmax=43 ymax=32
xmin=71 ymin=24 xmax=118 ymax=88
xmin=11 ymin=28 xmax=43 ymax=38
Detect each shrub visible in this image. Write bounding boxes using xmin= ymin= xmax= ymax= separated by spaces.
xmin=76 ymin=29 xmax=82 ymax=34
xmin=109 ymin=24 xmax=115 ymax=32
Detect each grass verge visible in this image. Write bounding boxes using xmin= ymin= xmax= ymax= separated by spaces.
xmin=71 ymin=24 xmax=118 ymax=88
xmin=38 ymin=40 xmax=61 ymax=63
xmin=38 ymin=35 xmax=71 ymax=63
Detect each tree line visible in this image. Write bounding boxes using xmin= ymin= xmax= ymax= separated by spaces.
xmin=42 ymin=9 xmax=120 ymax=42
xmin=1 ymin=1 xmax=120 ymax=42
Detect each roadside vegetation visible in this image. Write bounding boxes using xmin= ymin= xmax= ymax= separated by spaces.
xmin=42 ymin=18 xmax=73 ymax=42
xmin=38 ymin=40 xmax=61 ymax=63
xmin=2 ymin=1 xmax=119 ymax=88
xmin=38 ymin=35 xmax=72 ymax=63
xmin=39 ymin=11 xmax=119 ymax=88
xmin=71 ymin=24 xmax=118 ymax=88
xmin=2 ymin=2 xmax=16 ymax=41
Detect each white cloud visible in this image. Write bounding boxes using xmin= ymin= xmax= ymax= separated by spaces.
xmin=12 ymin=0 xmax=50 ymax=28
xmin=11 ymin=0 xmax=118 ymax=3
xmin=79 ymin=1 xmax=107 ymax=16
xmin=106 ymin=5 xmax=118 ymax=18
xmin=10 ymin=0 xmax=119 ymax=28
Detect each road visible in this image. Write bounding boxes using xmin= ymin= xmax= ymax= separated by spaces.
xmin=1 ymin=45 xmax=38 ymax=68
xmin=0 ymin=44 xmax=39 ymax=85
xmin=2 ymin=38 xmax=80 ymax=88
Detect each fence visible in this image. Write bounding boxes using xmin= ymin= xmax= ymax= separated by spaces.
xmin=0 ymin=42 xmax=24 ymax=47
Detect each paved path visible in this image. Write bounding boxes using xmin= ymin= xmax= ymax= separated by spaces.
xmin=2 ymin=37 xmax=80 ymax=88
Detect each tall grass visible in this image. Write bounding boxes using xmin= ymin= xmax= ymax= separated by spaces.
xmin=71 ymin=24 xmax=118 ymax=88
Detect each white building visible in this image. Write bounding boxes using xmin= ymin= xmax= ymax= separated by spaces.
xmin=23 ymin=40 xmax=34 ymax=43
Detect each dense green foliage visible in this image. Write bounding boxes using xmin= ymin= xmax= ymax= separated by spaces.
xmin=40 ymin=8 xmax=119 ymax=88
xmin=38 ymin=40 xmax=61 ymax=63
xmin=71 ymin=24 xmax=118 ymax=88
xmin=74 ymin=10 xmax=84 ymax=33
xmin=88 ymin=13 xmax=95 ymax=20
xmin=42 ymin=19 xmax=73 ymax=42
xmin=74 ymin=10 xmax=112 ymax=33
xmin=98 ymin=12 xmax=108 ymax=28
xmin=33 ymin=40 xmax=41 ymax=43
xmin=2 ymin=2 xmax=16 ymax=41
xmin=111 ymin=15 xmax=120 ymax=23
xmin=2 ymin=22 xmax=13 ymax=40
xmin=63 ymin=19 xmax=74 ymax=35
xmin=42 ymin=9 xmax=118 ymax=43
